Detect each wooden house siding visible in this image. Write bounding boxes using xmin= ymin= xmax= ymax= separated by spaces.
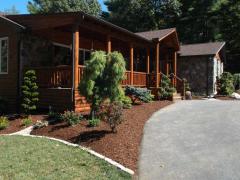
xmin=0 ymin=24 xmax=20 ymax=112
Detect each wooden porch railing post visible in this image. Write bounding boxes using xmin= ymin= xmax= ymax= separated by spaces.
xmin=130 ymin=43 xmax=134 ymax=85
xmin=155 ymin=42 xmax=160 ymax=88
xmin=107 ymin=35 xmax=111 ymax=54
xmin=72 ymin=24 xmax=79 ymax=110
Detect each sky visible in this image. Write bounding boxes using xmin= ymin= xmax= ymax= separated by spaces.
xmin=0 ymin=0 xmax=107 ymax=13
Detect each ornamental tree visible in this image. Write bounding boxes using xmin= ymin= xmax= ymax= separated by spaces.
xmin=158 ymin=75 xmax=176 ymax=100
xmin=21 ymin=70 xmax=39 ymax=116
xmin=79 ymin=51 xmax=126 ymax=119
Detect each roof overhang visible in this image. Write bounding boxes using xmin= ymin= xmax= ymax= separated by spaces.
xmin=154 ymin=29 xmax=180 ymax=51
xmin=0 ymin=15 xmax=25 ymax=31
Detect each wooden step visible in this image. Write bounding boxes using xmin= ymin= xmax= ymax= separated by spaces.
xmin=172 ymin=92 xmax=182 ymax=101
xmin=75 ymin=106 xmax=91 ymax=112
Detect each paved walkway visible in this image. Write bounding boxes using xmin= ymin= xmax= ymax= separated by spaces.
xmin=139 ymin=100 xmax=240 ymax=180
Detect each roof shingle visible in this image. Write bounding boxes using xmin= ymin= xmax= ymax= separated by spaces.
xmin=135 ymin=28 xmax=176 ymax=40
xmin=179 ymin=42 xmax=225 ymax=56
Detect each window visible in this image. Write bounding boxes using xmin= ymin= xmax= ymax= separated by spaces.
xmin=79 ymin=49 xmax=91 ymax=65
xmin=0 ymin=37 xmax=8 ymax=74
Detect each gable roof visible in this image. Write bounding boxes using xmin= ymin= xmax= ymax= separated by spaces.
xmin=135 ymin=28 xmax=176 ymax=41
xmin=179 ymin=42 xmax=225 ymax=56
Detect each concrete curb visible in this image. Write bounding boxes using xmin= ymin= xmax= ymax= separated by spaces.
xmin=1 ymin=126 xmax=134 ymax=175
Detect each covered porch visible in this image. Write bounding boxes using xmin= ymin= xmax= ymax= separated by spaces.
xmin=8 ymin=12 xmax=182 ymax=112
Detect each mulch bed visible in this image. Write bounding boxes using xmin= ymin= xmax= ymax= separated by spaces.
xmin=31 ymin=101 xmax=172 ymax=172
xmin=214 ymin=95 xmax=236 ymax=100
xmin=0 ymin=115 xmax=47 ymax=135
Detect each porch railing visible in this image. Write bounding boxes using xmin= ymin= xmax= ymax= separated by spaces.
xmin=30 ymin=66 xmax=150 ymax=88
xmin=169 ymin=73 xmax=186 ymax=98
xmin=28 ymin=66 xmax=183 ymax=93
xmin=122 ymin=71 xmax=131 ymax=86
xmin=31 ymin=66 xmax=72 ymax=88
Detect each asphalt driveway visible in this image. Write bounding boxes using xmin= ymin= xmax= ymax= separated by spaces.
xmin=139 ymin=100 xmax=240 ymax=180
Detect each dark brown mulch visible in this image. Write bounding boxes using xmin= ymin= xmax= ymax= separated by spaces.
xmin=0 ymin=115 xmax=47 ymax=135
xmin=31 ymin=101 xmax=172 ymax=172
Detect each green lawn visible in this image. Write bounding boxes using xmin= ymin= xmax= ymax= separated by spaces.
xmin=0 ymin=135 xmax=131 ymax=180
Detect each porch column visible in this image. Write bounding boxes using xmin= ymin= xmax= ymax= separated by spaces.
xmin=173 ymin=51 xmax=177 ymax=86
xmin=146 ymin=48 xmax=150 ymax=74
xmin=73 ymin=25 xmax=79 ymax=90
xmin=130 ymin=43 xmax=134 ymax=85
xmin=72 ymin=24 xmax=80 ymax=111
xmin=155 ymin=42 xmax=160 ymax=88
xmin=107 ymin=35 xmax=111 ymax=53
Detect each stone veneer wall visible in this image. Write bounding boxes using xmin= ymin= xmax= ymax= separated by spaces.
xmin=178 ymin=55 xmax=215 ymax=96
xmin=20 ymin=34 xmax=54 ymax=68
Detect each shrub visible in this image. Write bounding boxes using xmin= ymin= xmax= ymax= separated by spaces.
xmin=34 ymin=120 xmax=49 ymax=129
xmin=158 ymin=75 xmax=176 ymax=100
xmin=48 ymin=110 xmax=61 ymax=120
xmin=0 ymin=116 xmax=9 ymax=130
xmin=99 ymin=101 xmax=124 ymax=133
xmin=183 ymin=78 xmax=191 ymax=92
xmin=61 ymin=111 xmax=83 ymax=126
xmin=233 ymin=73 xmax=240 ymax=90
xmin=88 ymin=118 xmax=100 ymax=127
xmin=125 ymin=86 xmax=154 ymax=104
xmin=217 ymin=72 xmax=234 ymax=95
xmin=120 ymin=95 xmax=132 ymax=109
xmin=0 ymin=97 xmax=8 ymax=115
xmin=22 ymin=118 xmax=33 ymax=127
xmin=21 ymin=70 xmax=39 ymax=116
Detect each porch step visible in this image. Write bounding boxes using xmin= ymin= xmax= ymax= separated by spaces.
xmin=172 ymin=92 xmax=182 ymax=101
xmin=75 ymin=106 xmax=91 ymax=113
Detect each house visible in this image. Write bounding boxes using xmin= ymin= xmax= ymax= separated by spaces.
xmin=178 ymin=42 xmax=226 ymax=96
xmin=0 ymin=12 xmax=182 ymax=113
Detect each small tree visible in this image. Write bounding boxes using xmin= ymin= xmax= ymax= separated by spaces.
xmin=79 ymin=51 xmax=126 ymax=119
xmin=99 ymin=101 xmax=123 ymax=133
xmin=158 ymin=75 xmax=176 ymax=100
xmin=21 ymin=70 xmax=39 ymax=116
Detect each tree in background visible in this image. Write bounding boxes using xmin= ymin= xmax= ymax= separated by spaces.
xmin=104 ymin=0 xmax=240 ymax=73
xmin=213 ymin=0 xmax=240 ymax=73
xmin=79 ymin=51 xmax=126 ymax=119
xmin=27 ymin=0 xmax=101 ymax=16
xmin=103 ymin=0 xmax=181 ymax=32
xmin=21 ymin=70 xmax=39 ymax=116
xmin=2 ymin=5 xmax=19 ymax=15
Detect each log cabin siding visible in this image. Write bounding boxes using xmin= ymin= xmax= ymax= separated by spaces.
xmin=38 ymin=88 xmax=72 ymax=111
xmin=0 ymin=24 xmax=20 ymax=112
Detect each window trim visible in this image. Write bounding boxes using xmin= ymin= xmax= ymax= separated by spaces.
xmin=0 ymin=37 xmax=9 ymax=74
